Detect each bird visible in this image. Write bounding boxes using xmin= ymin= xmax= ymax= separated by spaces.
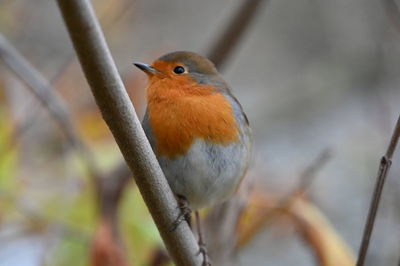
xmin=134 ymin=51 xmax=252 ymax=265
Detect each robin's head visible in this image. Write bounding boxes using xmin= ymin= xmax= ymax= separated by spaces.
xmin=134 ymin=51 xmax=220 ymax=86
xmin=134 ymin=52 xmax=239 ymax=157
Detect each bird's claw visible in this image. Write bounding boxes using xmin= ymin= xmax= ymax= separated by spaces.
xmin=197 ymin=242 xmax=211 ymax=266
xmin=170 ymin=195 xmax=192 ymax=231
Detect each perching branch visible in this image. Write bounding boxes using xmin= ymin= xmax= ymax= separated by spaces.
xmin=56 ymin=0 xmax=202 ymax=265
xmin=356 ymin=114 xmax=400 ymax=266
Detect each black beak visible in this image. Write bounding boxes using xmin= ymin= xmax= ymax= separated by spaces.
xmin=133 ymin=62 xmax=157 ymax=74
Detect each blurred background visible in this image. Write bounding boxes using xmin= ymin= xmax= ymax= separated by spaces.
xmin=0 ymin=0 xmax=400 ymax=265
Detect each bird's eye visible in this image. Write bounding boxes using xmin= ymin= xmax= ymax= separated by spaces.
xmin=173 ymin=66 xmax=185 ymax=74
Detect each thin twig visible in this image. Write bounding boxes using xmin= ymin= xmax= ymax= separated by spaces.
xmin=206 ymin=0 xmax=267 ymax=70
xmin=56 ymin=0 xmax=202 ymax=265
xmin=356 ymin=114 xmax=400 ymax=266
xmin=274 ymin=148 xmax=332 ymax=217
xmin=236 ymin=148 xmax=332 ymax=248
xmin=292 ymin=148 xmax=332 ymax=197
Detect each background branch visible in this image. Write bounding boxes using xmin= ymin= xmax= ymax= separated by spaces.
xmin=206 ymin=0 xmax=267 ymax=70
xmin=236 ymin=148 xmax=332 ymax=249
xmin=0 ymin=32 xmax=133 ymax=265
xmin=292 ymin=148 xmax=332 ymax=197
xmin=56 ymin=0 xmax=202 ymax=265
xmin=0 ymin=33 xmax=98 ymax=176
xmin=382 ymin=0 xmax=400 ymax=34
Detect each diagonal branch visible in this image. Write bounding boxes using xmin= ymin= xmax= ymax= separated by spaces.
xmin=56 ymin=0 xmax=202 ymax=265
xmin=206 ymin=0 xmax=267 ymax=70
xmin=0 ymin=32 xmax=133 ymax=266
xmin=0 ymin=33 xmax=98 ymax=175
xmin=356 ymin=114 xmax=400 ymax=266
xmin=291 ymin=148 xmax=332 ymax=197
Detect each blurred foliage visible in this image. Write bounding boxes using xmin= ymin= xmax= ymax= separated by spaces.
xmin=0 ymin=107 xmax=17 ymax=221
xmin=120 ymin=188 xmax=162 ymax=265
xmin=52 ymin=238 xmax=89 ymax=266
xmin=0 ymin=108 xmax=16 ymax=191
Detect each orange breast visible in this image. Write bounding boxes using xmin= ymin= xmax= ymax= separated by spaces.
xmin=146 ymin=77 xmax=239 ymax=158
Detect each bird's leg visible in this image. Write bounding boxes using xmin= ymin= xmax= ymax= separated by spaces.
xmin=195 ymin=211 xmax=211 ymax=266
xmin=170 ymin=195 xmax=192 ymax=231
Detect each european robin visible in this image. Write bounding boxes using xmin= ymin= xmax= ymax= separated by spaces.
xmin=134 ymin=51 xmax=252 ymax=264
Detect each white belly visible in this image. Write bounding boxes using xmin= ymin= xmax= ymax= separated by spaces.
xmin=157 ymin=138 xmax=250 ymax=209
